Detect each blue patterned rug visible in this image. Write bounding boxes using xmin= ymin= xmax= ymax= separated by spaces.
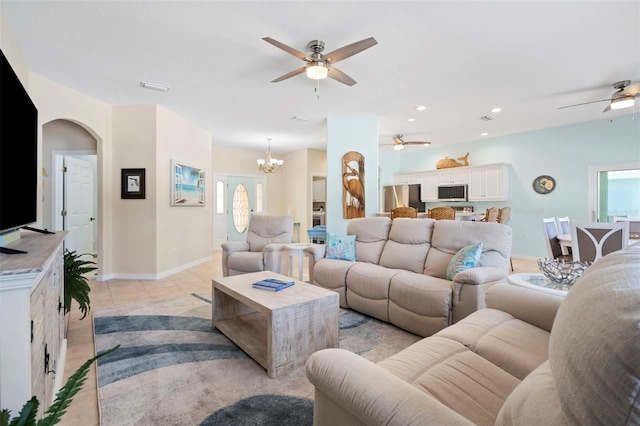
xmin=93 ymin=293 xmax=420 ymax=426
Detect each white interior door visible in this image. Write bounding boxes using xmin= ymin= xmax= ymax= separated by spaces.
xmin=64 ymin=156 xmax=95 ymax=258
xmin=227 ymin=176 xmax=256 ymax=242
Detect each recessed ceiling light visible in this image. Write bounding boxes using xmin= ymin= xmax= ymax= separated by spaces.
xmin=415 ymin=106 xmax=426 ymax=111
xmin=491 ymin=107 xmax=502 ymax=113
xmin=407 ymin=118 xmax=415 ymax=122
xmin=140 ymin=81 xmax=170 ymax=92
xmin=481 ymin=132 xmax=489 ymax=136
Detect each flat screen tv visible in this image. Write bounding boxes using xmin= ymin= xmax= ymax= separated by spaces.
xmin=0 ymin=49 xmax=38 ymax=236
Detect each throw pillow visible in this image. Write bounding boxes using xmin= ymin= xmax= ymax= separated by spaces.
xmin=446 ymin=243 xmax=483 ymax=280
xmin=325 ymin=232 xmax=356 ymax=261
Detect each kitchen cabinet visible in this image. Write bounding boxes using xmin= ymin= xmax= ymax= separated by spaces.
xmin=0 ymin=231 xmax=67 ymax=419
xmin=468 ymin=164 xmax=508 ymax=201
xmin=437 ymin=167 xmax=469 ymax=185
xmin=421 ymin=171 xmax=439 ymax=202
xmin=393 ymin=173 xmax=422 ymax=185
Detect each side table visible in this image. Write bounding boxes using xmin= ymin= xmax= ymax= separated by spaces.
xmin=286 ymin=243 xmax=312 ymax=281
xmin=507 ymin=273 xmax=569 ymax=297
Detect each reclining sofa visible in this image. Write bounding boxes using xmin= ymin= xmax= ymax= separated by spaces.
xmin=306 ymin=246 xmax=640 ymax=425
xmin=307 ymin=217 xmax=512 ymax=336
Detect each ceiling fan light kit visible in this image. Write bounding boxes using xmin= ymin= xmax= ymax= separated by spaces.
xmin=257 ymin=138 xmax=284 ymax=174
xmin=610 ymin=95 xmax=635 ymax=110
xmin=306 ymin=62 xmax=328 ymax=80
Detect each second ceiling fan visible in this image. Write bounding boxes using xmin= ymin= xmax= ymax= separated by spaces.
xmin=263 ymin=37 xmax=377 ymax=86
xmin=384 ymin=134 xmax=432 ymax=151
xmin=558 ymin=80 xmax=640 ymax=112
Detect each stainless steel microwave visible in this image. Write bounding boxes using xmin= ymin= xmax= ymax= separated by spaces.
xmin=437 ymin=184 xmax=468 ymax=201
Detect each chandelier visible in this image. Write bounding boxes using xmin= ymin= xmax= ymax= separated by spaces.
xmin=257 ymin=138 xmax=284 ymax=174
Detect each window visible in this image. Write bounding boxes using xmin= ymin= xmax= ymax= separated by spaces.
xmin=590 ymin=163 xmax=640 ymax=222
xmin=216 ymin=180 xmax=224 ymax=214
xmin=232 ymin=184 xmax=249 ymax=233
xmin=256 ymin=182 xmax=263 ymax=213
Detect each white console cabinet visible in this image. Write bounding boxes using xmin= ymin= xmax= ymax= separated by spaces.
xmin=0 ymin=231 xmax=67 ymax=419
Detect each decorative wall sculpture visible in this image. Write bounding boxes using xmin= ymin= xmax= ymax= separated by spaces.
xmin=342 ymin=151 xmax=365 ymax=219
xmin=436 ymin=152 xmax=470 ymax=169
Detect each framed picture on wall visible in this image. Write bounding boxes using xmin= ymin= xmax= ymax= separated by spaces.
xmin=121 ymin=168 xmax=145 ymax=199
xmin=171 ymin=160 xmax=205 ymax=206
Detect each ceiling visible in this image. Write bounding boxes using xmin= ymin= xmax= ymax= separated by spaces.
xmin=2 ymin=1 xmax=639 ymax=154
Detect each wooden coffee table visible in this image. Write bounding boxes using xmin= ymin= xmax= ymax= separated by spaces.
xmin=212 ymin=271 xmax=339 ymax=378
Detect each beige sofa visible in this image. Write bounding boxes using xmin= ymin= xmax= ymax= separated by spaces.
xmin=306 ymin=246 xmax=640 ymax=425
xmin=307 ymin=217 xmax=512 ymax=336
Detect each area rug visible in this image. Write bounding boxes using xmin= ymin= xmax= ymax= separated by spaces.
xmin=93 ymin=292 xmax=421 ymax=426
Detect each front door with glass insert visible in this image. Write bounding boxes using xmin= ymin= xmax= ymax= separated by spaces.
xmin=227 ymin=176 xmax=256 ymax=241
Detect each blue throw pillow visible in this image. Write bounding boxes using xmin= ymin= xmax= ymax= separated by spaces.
xmin=325 ymin=232 xmax=356 ymax=261
xmin=446 ymin=243 xmax=483 ymax=280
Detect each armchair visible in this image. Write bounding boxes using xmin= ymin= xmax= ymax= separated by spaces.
xmin=221 ymin=214 xmax=293 ymax=276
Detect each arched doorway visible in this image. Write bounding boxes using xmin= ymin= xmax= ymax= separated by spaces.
xmin=43 ymin=119 xmax=98 ymax=261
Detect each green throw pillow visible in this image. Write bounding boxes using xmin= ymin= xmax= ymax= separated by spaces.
xmin=446 ymin=243 xmax=483 ymax=280
xmin=325 ymin=232 xmax=356 ymax=261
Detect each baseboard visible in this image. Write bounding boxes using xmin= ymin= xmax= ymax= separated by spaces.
xmin=96 ymin=255 xmax=212 ymax=281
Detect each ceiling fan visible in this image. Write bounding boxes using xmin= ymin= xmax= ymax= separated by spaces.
xmin=263 ymin=37 xmax=377 ymax=86
xmin=382 ymin=134 xmax=432 ymax=151
xmin=558 ymin=80 xmax=640 ymax=112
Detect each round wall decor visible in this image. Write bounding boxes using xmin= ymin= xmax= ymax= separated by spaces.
xmin=533 ymin=175 xmax=556 ymax=194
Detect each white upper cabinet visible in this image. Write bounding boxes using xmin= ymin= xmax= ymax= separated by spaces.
xmin=393 ymin=173 xmax=422 ymax=185
xmin=437 ymin=167 xmax=469 ymax=185
xmin=421 ymin=171 xmax=439 ymax=201
xmin=468 ymin=164 xmax=508 ymax=201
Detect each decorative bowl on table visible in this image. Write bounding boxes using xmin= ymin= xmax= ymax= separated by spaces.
xmin=537 ymin=258 xmax=591 ymax=287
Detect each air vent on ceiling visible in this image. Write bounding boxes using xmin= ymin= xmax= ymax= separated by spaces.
xmin=480 ymin=115 xmax=495 ymax=121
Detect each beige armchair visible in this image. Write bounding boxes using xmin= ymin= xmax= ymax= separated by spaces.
xmin=221 ymin=214 xmax=293 ymax=277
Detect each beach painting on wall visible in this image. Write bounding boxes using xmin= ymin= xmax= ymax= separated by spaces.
xmin=171 ymin=160 xmax=205 ymax=206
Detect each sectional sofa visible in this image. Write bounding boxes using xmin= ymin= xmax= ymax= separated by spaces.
xmin=307 ymin=217 xmax=512 ymax=337
xmin=305 ymin=246 xmax=640 ymax=425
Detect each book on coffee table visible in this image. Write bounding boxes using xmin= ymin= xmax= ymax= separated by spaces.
xmin=252 ymin=277 xmax=295 ymax=292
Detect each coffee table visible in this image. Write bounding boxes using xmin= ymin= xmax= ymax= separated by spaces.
xmin=212 ymin=271 xmax=339 ymax=378
xmin=507 ymin=273 xmax=569 ymax=297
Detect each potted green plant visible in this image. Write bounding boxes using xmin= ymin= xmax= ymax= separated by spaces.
xmin=63 ymin=249 xmax=97 ymax=320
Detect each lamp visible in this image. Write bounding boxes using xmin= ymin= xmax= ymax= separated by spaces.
xmin=257 ymin=138 xmax=284 ymax=174
xmin=610 ymin=95 xmax=635 ymax=110
xmin=306 ymin=61 xmax=328 ymax=80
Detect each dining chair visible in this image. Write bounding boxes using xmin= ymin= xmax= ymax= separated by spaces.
xmin=391 ymin=206 xmax=418 ymax=219
xmin=613 ymin=217 xmax=640 ymax=233
xmin=556 ymin=216 xmax=571 ymax=235
xmin=480 ymin=207 xmax=499 ymax=222
xmin=427 ymin=206 xmax=455 ymax=220
xmin=570 ymin=220 xmax=629 ymax=263
xmin=542 ymin=217 xmax=571 ymax=262
xmin=497 ymin=207 xmax=511 ymax=224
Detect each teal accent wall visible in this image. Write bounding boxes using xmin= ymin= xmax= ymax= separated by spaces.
xmin=379 ymin=114 xmax=640 ymax=258
xmin=327 ymin=116 xmax=379 ymax=235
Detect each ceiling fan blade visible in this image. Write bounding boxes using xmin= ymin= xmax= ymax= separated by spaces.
xmin=327 ymin=66 xmax=357 ymax=86
xmin=557 ymin=99 xmax=611 ymax=109
xmin=263 ymin=37 xmax=309 ymax=61
xmin=324 ymin=37 xmax=378 ymax=64
xmin=271 ymin=66 xmax=306 ymax=83
xmin=404 ymin=141 xmax=432 ymax=146
xmin=621 ymin=82 xmax=640 ymax=96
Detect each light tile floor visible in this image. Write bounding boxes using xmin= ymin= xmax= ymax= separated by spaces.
xmin=58 ymin=251 xmax=539 ymax=425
